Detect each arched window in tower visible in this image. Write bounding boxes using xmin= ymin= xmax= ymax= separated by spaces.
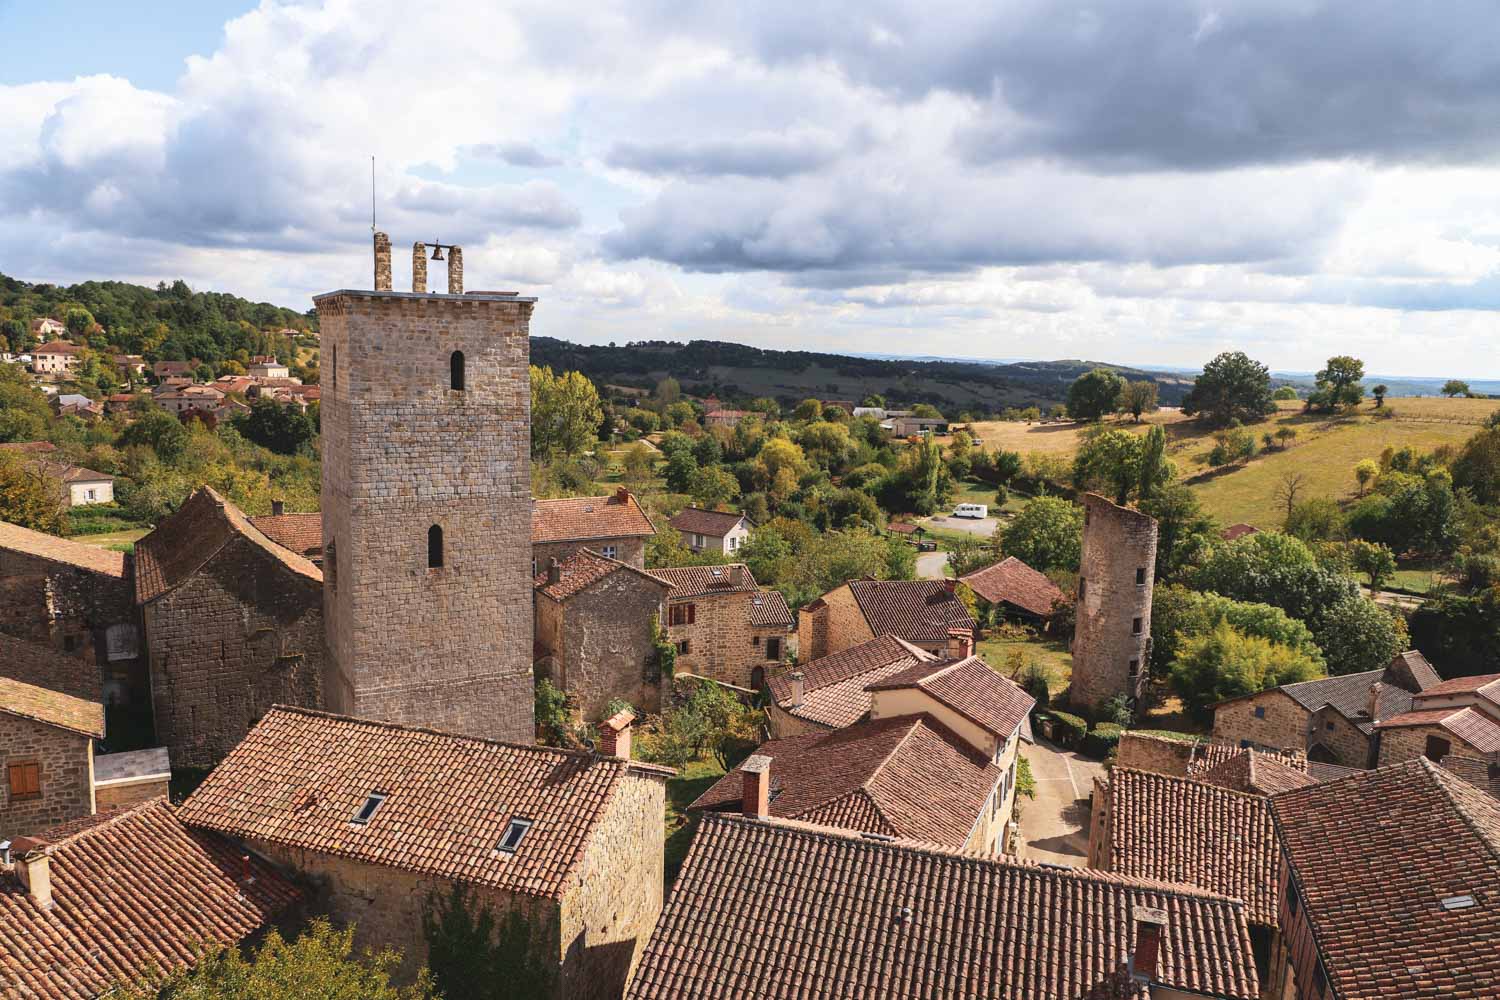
xmin=450 ymin=350 xmax=465 ymax=391
xmin=428 ymin=525 xmax=444 ymax=569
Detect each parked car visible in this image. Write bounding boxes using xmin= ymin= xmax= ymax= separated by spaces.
xmin=952 ymin=503 xmax=988 ymax=519
xmin=915 ymin=540 xmax=938 ymax=552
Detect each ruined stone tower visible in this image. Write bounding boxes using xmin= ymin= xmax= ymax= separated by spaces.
xmin=1070 ymin=493 xmax=1158 ymax=714
xmin=314 ymin=232 xmax=534 ymax=741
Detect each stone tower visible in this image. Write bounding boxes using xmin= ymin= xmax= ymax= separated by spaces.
xmin=314 ymin=232 xmax=534 ymax=742
xmin=1071 ymin=493 xmax=1158 ymax=714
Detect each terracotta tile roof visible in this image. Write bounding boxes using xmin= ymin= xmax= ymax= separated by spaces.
xmin=248 ymin=510 xmax=324 ymax=558
xmin=134 ymin=486 xmax=320 ymax=603
xmin=746 ymin=588 xmax=793 ymax=628
xmin=689 ymin=714 xmax=1000 ymax=848
xmin=886 ymin=521 xmax=921 ymax=535
xmin=1441 ymin=754 xmax=1500 ymax=801
xmin=1107 ymin=768 xmax=1279 ymax=926
xmin=1416 ymin=670 xmax=1500 ymax=698
xmin=178 ymin=706 xmax=671 ymax=900
xmin=33 ymin=340 xmax=83 ymax=356
xmin=867 ymin=655 xmax=1035 ymax=742
xmin=1186 ymin=742 xmax=1310 ymax=778
xmin=847 ymin=579 xmax=977 ymax=644
xmin=668 ymin=506 xmax=747 ymax=538
xmin=959 ymin=557 xmax=1065 ymax=618
xmin=1270 ymin=759 xmax=1500 ymax=999
xmin=0 ymin=441 xmax=57 ymax=454
xmin=0 ymin=519 xmax=126 ymax=578
xmin=626 ymin=813 xmax=1260 ymax=1000
xmin=651 ymin=563 xmax=756 ymax=597
xmin=49 ymin=462 xmax=113 ymax=484
xmin=768 ymin=635 xmax=936 ymax=729
xmin=533 ymin=548 xmax=673 ymax=602
xmin=0 ymin=798 xmax=299 ymax=1000
xmin=1374 ymin=705 xmax=1500 ymax=752
xmin=1220 ymin=523 xmax=1259 ymax=541
xmin=1305 ymin=759 xmax=1362 ymax=783
xmin=1389 ymin=649 xmax=1444 ymax=690
xmin=0 ymin=676 xmax=103 ymax=739
xmin=0 ymin=634 xmax=104 ymax=737
xmin=531 ymin=491 xmax=656 ymax=544
xmin=1196 ymin=748 xmax=1317 ymax=796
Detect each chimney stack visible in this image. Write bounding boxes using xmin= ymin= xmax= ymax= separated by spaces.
xmin=12 ymin=838 xmax=52 ymax=909
xmin=447 ymin=246 xmax=464 ymax=295
xmin=271 ymin=498 xmax=285 ymax=517
xmin=946 ymin=628 xmax=974 ymax=660
xmin=1129 ymin=905 xmax=1167 ymax=981
xmin=373 ymin=231 xmax=392 ymax=291
xmin=943 ymin=578 xmax=957 ymax=594
xmin=412 ymin=242 xmax=428 ymax=294
xmin=741 ymin=754 xmax=772 ymax=820
xmin=615 ymin=486 xmax=630 ymax=503
xmin=789 ymin=671 xmax=806 ymax=708
xmin=600 ymin=709 xmax=635 ymax=759
xmin=1367 ymin=681 xmax=1384 ymax=721
xmin=547 ymin=557 xmax=563 ymax=586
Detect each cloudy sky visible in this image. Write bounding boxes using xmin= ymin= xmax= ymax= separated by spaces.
xmin=3 ymin=0 xmax=1499 ymax=375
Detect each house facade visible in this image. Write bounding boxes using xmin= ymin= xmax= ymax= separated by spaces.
xmin=667 ymin=506 xmax=751 ymax=556
xmin=532 ymin=489 xmax=657 ymax=571
xmin=796 ymin=578 xmax=975 ymax=661
xmin=651 ymin=564 xmax=793 ymax=690
xmin=30 ymin=341 xmax=82 ymax=376
xmin=1372 ymin=670 xmax=1500 ymax=766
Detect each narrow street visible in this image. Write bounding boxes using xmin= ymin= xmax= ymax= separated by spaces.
xmin=1017 ymin=737 xmax=1106 ymax=867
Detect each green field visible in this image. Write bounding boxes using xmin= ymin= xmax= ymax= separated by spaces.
xmin=977 ymin=635 xmax=1073 ymax=695
xmin=75 ymin=527 xmax=150 ymax=552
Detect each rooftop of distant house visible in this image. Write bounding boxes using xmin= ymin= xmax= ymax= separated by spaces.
xmin=1220 ymin=523 xmax=1260 ymax=541
xmin=248 ymin=508 xmax=324 ymax=559
xmin=0 ymin=518 xmax=127 ymax=578
xmin=668 ymin=506 xmax=749 ymax=538
xmin=1440 ymin=753 xmax=1500 ymax=801
xmin=650 ymin=562 xmax=758 ymax=598
xmin=1270 ymin=759 xmax=1500 ymax=999
xmin=531 ymin=489 xmax=656 ymax=544
xmin=866 ymin=654 xmax=1035 ymax=743
xmin=625 ymin=813 xmax=1260 ymax=1000
xmin=33 ymin=340 xmax=83 ymax=355
xmin=533 ymin=547 xmax=673 ymax=602
xmin=0 ymin=633 xmax=104 ymax=738
xmin=768 ymin=634 xmax=937 ymax=729
xmin=178 ymin=706 xmax=673 ymax=900
xmin=822 ymin=578 xmax=977 ymax=645
xmin=958 ymin=556 xmax=1065 ymax=618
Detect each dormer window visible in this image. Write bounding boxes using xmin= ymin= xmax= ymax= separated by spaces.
xmin=497 ymin=817 xmax=533 ymax=854
xmin=352 ymin=791 xmax=387 ymax=825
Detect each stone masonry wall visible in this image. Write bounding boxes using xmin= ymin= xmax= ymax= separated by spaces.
xmin=0 ymin=547 xmax=139 ymax=693
xmin=1376 ymin=723 xmax=1482 ymax=768
xmin=145 ymin=535 xmax=324 ymax=769
xmin=557 ymin=770 xmax=667 ymax=1000
xmin=766 ymin=701 xmax=830 ymax=739
xmin=532 ymin=537 xmax=646 ymax=573
xmin=318 ymin=291 xmax=534 ymax=743
xmin=544 ymin=572 xmax=665 ymax=721
xmin=1071 ymin=494 xmax=1157 ymax=714
xmin=1212 ymin=691 xmax=1313 ymax=754
xmin=1309 ymin=706 xmax=1374 ymax=768
xmin=95 ymin=776 xmax=169 ymax=813
xmin=0 ymin=715 xmax=93 ymax=840
xmin=795 ymin=584 xmax=872 ymax=662
xmin=667 ymin=591 xmax=787 ymax=689
xmin=1116 ymin=732 xmax=1200 ymax=776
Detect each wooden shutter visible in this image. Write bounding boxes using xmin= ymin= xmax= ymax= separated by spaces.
xmin=9 ymin=762 xmax=40 ymax=798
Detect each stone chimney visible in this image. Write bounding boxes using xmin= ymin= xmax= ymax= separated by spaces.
xmin=943 ymin=578 xmax=957 ymax=594
xmin=615 ymin=486 xmax=630 ymax=504
xmin=1129 ymin=905 xmax=1167 ymax=981
xmin=741 ymin=754 xmax=772 ymax=819
xmin=599 ymin=709 xmax=635 ymax=759
xmin=789 ymin=671 xmax=806 ymax=708
xmin=946 ymin=628 xmax=974 ymax=660
xmin=412 ymin=242 xmax=428 ymax=294
xmin=271 ymin=498 xmax=285 ymax=517
xmin=373 ymin=231 xmax=392 ymax=291
xmin=1367 ymin=681 xmax=1384 ymax=721
xmin=547 ymin=557 xmax=562 ymax=586
xmin=12 ymin=838 xmax=52 ymax=908
xmin=447 ymin=245 xmax=464 ymax=295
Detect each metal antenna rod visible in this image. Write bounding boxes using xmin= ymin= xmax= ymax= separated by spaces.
xmin=370 ymin=156 xmax=376 ymax=232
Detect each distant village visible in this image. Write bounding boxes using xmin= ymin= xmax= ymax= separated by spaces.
xmin=1 ymin=236 xmax=1496 ymax=1000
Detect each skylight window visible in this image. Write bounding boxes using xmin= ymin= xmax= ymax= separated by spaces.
xmin=352 ymin=791 xmax=387 ymax=825
xmin=1441 ymin=894 xmax=1477 ymax=911
xmin=497 ymin=817 xmax=533 ymax=854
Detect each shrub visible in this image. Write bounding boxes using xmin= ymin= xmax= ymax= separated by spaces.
xmin=1018 ymin=663 xmax=1050 ymax=712
xmin=1169 ymin=622 xmax=1325 ymax=723
xmin=1050 ymin=710 xmax=1087 ymax=747
xmin=1016 ymin=755 xmax=1036 ymax=800
xmin=1085 ymin=723 xmax=1124 ymax=759
xmin=1099 ymin=693 xmax=1134 ymax=728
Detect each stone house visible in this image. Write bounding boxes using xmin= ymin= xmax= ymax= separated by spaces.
xmin=1211 ymin=650 xmax=1442 ymax=768
xmin=651 ymin=564 xmax=794 ymax=690
xmin=1372 ymin=670 xmax=1500 ymax=766
xmin=0 ymin=798 xmax=300 ymax=999
xmin=30 ymin=317 xmax=66 ymax=340
xmin=1071 ymin=493 xmax=1158 ymax=714
xmin=155 ymin=383 xmax=226 ymax=414
xmin=626 ymin=813 xmax=1260 ymax=1000
xmin=152 ymin=359 xmax=198 ymax=380
xmin=179 ymin=706 xmax=672 ymax=1000
xmin=533 ymin=549 xmax=674 ymax=721
xmin=703 ymin=408 xmax=748 ymax=428
xmin=532 ymin=489 xmax=656 ymax=571
xmin=765 ymin=633 xmax=935 ymax=738
xmin=0 ymin=519 xmax=141 ymax=702
xmin=134 ymin=486 xmax=324 ymax=770
xmin=796 ymin=577 xmax=975 ymax=662
xmin=0 ymin=634 xmax=104 ymax=841
xmin=91 ymin=746 xmax=172 ymax=814
xmin=248 ymin=356 xmax=290 ymax=379
xmin=1270 ymin=759 xmax=1500 ymax=999
xmin=667 ymin=506 xmax=751 ymax=556
xmin=30 ymin=340 xmax=82 ymax=376
xmin=958 ymin=555 xmax=1065 ymax=626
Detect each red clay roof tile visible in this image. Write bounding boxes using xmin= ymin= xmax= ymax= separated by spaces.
xmin=531 ymin=491 xmax=655 ymax=544
xmin=959 ymin=557 xmax=1065 ymax=618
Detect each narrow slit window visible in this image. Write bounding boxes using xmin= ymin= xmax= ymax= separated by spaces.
xmin=428 ymin=525 xmax=444 ymax=569
xmin=450 ymin=350 xmax=465 ymax=391
xmin=331 ymin=345 xmax=337 ymax=390
xmin=1131 ymin=617 xmax=1143 ymax=636
xmin=498 ymin=817 xmax=533 ymax=854
xmin=352 ymin=791 xmax=387 ymax=825
xmin=1135 ymin=567 xmax=1147 ymax=586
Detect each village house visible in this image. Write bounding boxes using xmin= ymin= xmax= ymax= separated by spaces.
xmin=1211 ymin=650 xmax=1442 ymax=767
xmin=797 ymin=577 xmax=976 ymax=661
xmin=247 ymin=355 xmax=290 ymax=379
xmin=1440 ymin=751 xmax=1500 ymax=800
xmin=0 ymin=798 xmax=300 ymax=999
xmin=1221 ymin=523 xmax=1260 ymax=542
xmin=959 ymin=555 xmax=1066 ymax=626
xmin=179 ymin=706 xmax=671 ymax=999
xmin=667 ymin=506 xmax=752 ymax=555
xmin=703 ymin=407 xmax=748 ymax=428
xmin=652 ymin=563 xmax=794 ymax=690
xmin=30 ymin=317 xmax=66 ymax=340
xmin=626 ymin=813 xmax=1261 ymax=1000
xmin=103 ymin=392 xmax=139 ymax=415
xmin=249 ymin=499 xmax=325 ymax=564
xmin=694 ymin=634 xmax=1033 ymax=855
xmin=533 ymin=549 xmax=675 ymax=720
xmin=134 ymin=486 xmax=324 ymax=769
xmin=213 ymin=373 xmax=257 ymax=395
xmin=888 ymin=414 xmax=949 ymax=436
xmin=90 ymin=745 xmax=172 ymax=814
xmin=1372 ymin=670 xmax=1500 ymax=766
xmin=48 ymin=462 xmax=114 ymax=507
xmin=112 ymin=354 xmax=147 ymax=380
xmin=30 ymin=340 xmax=83 ymax=377
xmin=765 ymin=633 xmax=935 ymax=738
xmin=154 ymin=383 xmax=226 ymax=415
xmin=1270 ymin=759 xmax=1500 ymax=999
xmin=532 ymin=489 xmax=656 ymax=571
xmin=152 ymin=359 xmax=198 ymax=380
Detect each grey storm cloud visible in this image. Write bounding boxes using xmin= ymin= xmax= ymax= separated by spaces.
xmin=606 ymin=131 xmax=843 ymax=178
xmin=467 ymin=142 xmax=565 ymax=168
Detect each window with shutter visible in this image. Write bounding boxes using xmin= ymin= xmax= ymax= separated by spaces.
xmin=8 ymin=761 xmax=41 ymax=800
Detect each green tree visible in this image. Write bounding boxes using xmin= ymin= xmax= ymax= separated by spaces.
xmin=0 ymin=452 xmax=65 ymax=533
xmin=1118 ymin=380 xmax=1159 ymax=422
xmin=1170 ymin=622 xmax=1324 ymax=723
xmin=794 ymin=398 xmax=824 ymax=422
xmin=1345 ymin=539 xmax=1397 ymax=591
xmin=1066 ymin=368 xmax=1125 ymax=422
xmin=1372 ymin=384 xmax=1388 ymax=408
xmin=0 ymin=365 xmax=52 ymax=442
xmin=1181 ymin=351 xmax=1276 ymax=427
xmin=663 ymin=449 xmax=698 ymax=493
xmin=946 ymin=534 xmax=994 ymax=578
xmin=1071 ymin=429 xmax=1142 ymax=504
xmin=1208 ymin=426 xmax=1256 ymax=467
xmin=64 ymin=306 xmax=95 ymax=339
xmin=690 ymin=465 xmax=740 ymax=508
xmin=1284 ymin=497 xmax=1345 ymax=542
xmin=1274 ymin=426 xmax=1298 ymax=448
xmin=120 ymin=408 xmax=190 ymax=462
xmin=531 ymin=366 xmax=603 ymax=460
xmin=1150 ymin=583 xmax=1325 ymax=672
xmin=423 ymin=884 xmax=555 ymax=1000
xmin=1273 ymin=385 xmax=1299 ymax=401
xmin=654 ymin=376 xmax=681 ymax=405
xmin=1453 ymin=424 xmax=1500 ymax=504
xmin=1136 ymin=424 xmax=1171 ymax=502
xmin=621 ymin=441 xmax=656 ymax=489
xmin=234 ymin=399 xmax=315 ymax=455
xmin=997 ymin=496 xmax=1084 ymax=572
xmin=1442 ymin=379 xmax=1471 ymax=398
xmin=1311 ymin=355 xmax=1365 ymax=411
xmin=1354 ymin=458 xmax=1380 ymax=495
xmin=1138 ymin=483 xmax=1218 ymax=582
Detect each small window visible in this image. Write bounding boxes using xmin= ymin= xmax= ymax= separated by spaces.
xmin=450 ymin=350 xmax=465 ymax=391
xmin=1131 ymin=617 xmax=1142 ymax=636
xmin=331 ymin=345 xmax=337 ymax=390
xmin=8 ymin=761 xmax=41 ymax=800
xmin=1325 ymin=720 xmax=1335 ymax=731
xmin=1287 ymin=879 xmax=1300 ymax=915
xmin=766 ymin=637 xmax=782 ymax=661
xmin=1128 ymin=659 xmax=1140 ymax=677
xmin=1254 ymin=706 xmax=1266 ymax=719
xmin=669 ymin=603 xmax=696 ymax=626
xmin=601 ymin=545 xmax=617 ymax=559
xmin=752 ymin=635 xmax=761 ymax=647
xmin=352 ymin=791 xmax=387 ymax=825
xmin=1135 ymin=567 xmax=1146 ymax=586
xmin=1240 ymin=739 xmax=1252 ymax=749
xmin=1078 ymin=578 xmax=1087 ymax=600
xmin=497 ymin=817 xmax=533 ymax=854
xmin=428 ymin=525 xmax=444 ymax=569
xmin=1425 ymin=735 xmax=1451 ymax=763
xmin=676 ymin=639 xmax=690 ymax=655
xmin=326 ymin=539 xmax=338 ymax=592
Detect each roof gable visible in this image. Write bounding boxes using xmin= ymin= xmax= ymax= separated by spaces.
xmin=534 ymin=548 xmax=673 ymax=601
xmin=768 ymin=635 xmax=935 ymax=729
xmin=532 ymin=492 xmax=656 ymax=544
xmin=0 ymin=519 xmax=127 ymax=578
xmin=865 ymin=655 xmax=1034 ymax=742
xmin=668 ymin=507 xmax=747 ymax=537
xmin=0 ymin=633 xmax=104 ymax=737
xmin=958 ymin=557 xmax=1065 ymax=618
xmin=651 ymin=563 xmax=756 ymax=597
xmin=846 ymin=579 xmax=976 ymax=644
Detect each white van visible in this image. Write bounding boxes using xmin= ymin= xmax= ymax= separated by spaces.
xmin=952 ymin=503 xmax=988 ymax=519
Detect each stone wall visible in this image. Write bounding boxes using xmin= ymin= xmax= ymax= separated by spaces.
xmin=1087 ymin=775 xmax=1112 ymax=869
xmin=795 ymin=585 xmax=871 ymax=662
xmin=0 ymin=715 xmax=93 ymax=840
xmin=766 ymin=701 xmax=829 ymax=739
xmin=532 ymin=537 xmax=646 ymax=573
xmin=1071 ymin=494 xmax=1157 ymax=713
xmin=1308 ymin=706 xmax=1374 ymax=768
xmin=318 ymin=290 xmax=535 ymax=743
xmin=666 ymin=591 xmax=788 ymax=689
xmin=145 ymin=534 xmax=324 ymax=769
xmin=1376 ymin=723 xmax=1483 ymax=768
xmin=95 ymin=776 xmax=169 ymax=813
xmin=1116 ymin=732 xmax=1200 ymax=776
xmin=537 ymin=571 xmax=665 ymax=722
xmin=1212 ymin=691 xmax=1313 ymax=754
